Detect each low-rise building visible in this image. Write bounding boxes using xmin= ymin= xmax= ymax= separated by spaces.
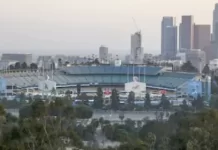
xmin=1 ymin=53 xmax=32 ymax=65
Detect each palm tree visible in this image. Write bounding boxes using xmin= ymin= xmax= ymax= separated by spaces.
xmin=51 ymin=87 xmax=56 ymax=97
xmin=65 ymin=90 xmax=72 ymax=100
xmin=119 ymin=112 xmax=125 ymax=124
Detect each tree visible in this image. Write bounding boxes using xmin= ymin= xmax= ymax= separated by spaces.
xmin=160 ymin=94 xmax=171 ymax=110
xmin=30 ymin=63 xmax=38 ymax=70
xmin=170 ymin=110 xmax=218 ymax=150
xmin=192 ymin=94 xmax=204 ymax=110
xmin=94 ymin=58 xmax=100 ymax=65
xmin=58 ymin=58 xmax=62 ymax=67
xmin=21 ymin=62 xmax=28 ymax=69
xmin=158 ymin=136 xmax=170 ymax=150
xmin=77 ymin=84 xmax=81 ymax=96
xmin=127 ymin=91 xmax=135 ymax=109
xmin=65 ymin=90 xmax=72 ymax=100
xmin=181 ymin=61 xmax=198 ymax=72
xmin=180 ymin=100 xmax=189 ymax=111
xmin=111 ymin=89 xmax=120 ymax=111
xmin=0 ymin=104 xmax=5 ymax=116
xmin=125 ymin=118 xmax=135 ymax=129
xmin=144 ymin=93 xmax=151 ymax=110
xmin=137 ymin=120 xmax=142 ymax=129
xmin=14 ymin=62 xmax=21 ymax=70
xmin=210 ymin=95 xmax=218 ymax=109
xmin=202 ymin=64 xmax=210 ymax=74
xmin=64 ymin=61 xmax=70 ymax=66
xmin=8 ymin=65 xmax=14 ymax=70
xmin=119 ymin=112 xmax=125 ymax=123
xmin=0 ymin=99 xmax=85 ymax=150
xmin=79 ymin=93 xmax=89 ymax=104
xmin=31 ymin=100 xmax=47 ymax=118
xmin=144 ymin=132 xmax=156 ymax=150
xmin=50 ymin=61 xmax=55 ymax=70
xmin=93 ymin=87 xmax=103 ymax=109
xmin=75 ymin=105 xmax=93 ymax=119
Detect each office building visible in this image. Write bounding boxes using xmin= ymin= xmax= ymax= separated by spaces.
xmin=99 ymin=46 xmax=109 ymax=63
xmin=131 ymin=31 xmax=144 ymax=64
xmin=161 ymin=17 xmax=176 ymax=57
xmin=163 ymin=26 xmax=177 ymax=60
xmin=203 ymin=43 xmax=218 ymax=63
xmin=194 ymin=24 xmax=211 ymax=50
xmin=213 ymin=3 xmax=218 ymax=42
xmin=37 ymin=56 xmax=55 ymax=70
xmin=1 ymin=53 xmax=32 ymax=65
xmin=186 ymin=49 xmax=206 ymax=73
xmin=179 ymin=16 xmax=194 ymax=51
xmin=125 ymin=55 xmax=131 ymax=63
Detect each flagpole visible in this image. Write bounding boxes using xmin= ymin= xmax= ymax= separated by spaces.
xmin=144 ymin=65 xmax=146 ymax=82
xmin=127 ymin=64 xmax=129 ymax=82
xmin=139 ymin=65 xmax=140 ymax=82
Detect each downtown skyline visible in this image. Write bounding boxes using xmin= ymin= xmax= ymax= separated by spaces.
xmin=0 ymin=0 xmax=217 ymax=55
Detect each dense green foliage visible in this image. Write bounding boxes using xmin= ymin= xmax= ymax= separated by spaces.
xmin=181 ymin=61 xmax=198 ymax=72
xmin=0 ymin=100 xmax=88 ymax=150
xmin=99 ymin=110 xmax=218 ymax=150
xmin=93 ymin=87 xmax=104 ymax=109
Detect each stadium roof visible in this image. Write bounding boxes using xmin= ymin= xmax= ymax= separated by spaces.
xmin=61 ymin=66 xmax=163 ymax=76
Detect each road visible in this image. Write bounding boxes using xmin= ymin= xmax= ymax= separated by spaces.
xmin=92 ymin=111 xmax=172 ymax=121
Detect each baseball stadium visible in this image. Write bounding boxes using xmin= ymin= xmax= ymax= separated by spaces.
xmin=0 ymin=65 xmax=211 ymax=102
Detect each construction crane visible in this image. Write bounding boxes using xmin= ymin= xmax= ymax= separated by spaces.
xmin=132 ymin=17 xmax=140 ymax=32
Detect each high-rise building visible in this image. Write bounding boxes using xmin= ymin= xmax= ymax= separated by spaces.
xmin=186 ymin=49 xmax=206 ymax=73
xmin=131 ymin=31 xmax=144 ymax=64
xmin=203 ymin=43 xmax=218 ymax=64
xmin=161 ymin=17 xmax=175 ymax=57
xmin=163 ymin=26 xmax=177 ymax=60
xmin=179 ymin=15 xmax=194 ymax=51
xmin=99 ymin=46 xmax=109 ymax=63
xmin=194 ymin=24 xmax=211 ymax=50
xmin=213 ymin=3 xmax=218 ymax=42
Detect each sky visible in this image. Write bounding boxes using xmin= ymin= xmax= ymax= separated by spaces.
xmin=0 ymin=0 xmax=217 ymax=56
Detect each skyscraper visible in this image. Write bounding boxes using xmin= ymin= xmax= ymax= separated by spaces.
xmin=164 ymin=26 xmax=177 ymax=60
xmin=99 ymin=46 xmax=109 ymax=63
xmin=161 ymin=17 xmax=175 ymax=57
xmin=131 ymin=31 xmax=144 ymax=64
xmin=193 ymin=24 xmax=211 ymax=50
xmin=213 ymin=3 xmax=218 ymax=42
xmin=179 ymin=15 xmax=194 ymax=51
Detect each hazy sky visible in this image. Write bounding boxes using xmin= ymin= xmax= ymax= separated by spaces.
xmin=0 ymin=0 xmax=217 ymax=56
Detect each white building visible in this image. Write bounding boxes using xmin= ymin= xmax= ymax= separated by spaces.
xmin=114 ymin=59 xmax=122 ymax=66
xmin=209 ymin=59 xmax=218 ymax=70
xmin=1 ymin=53 xmax=32 ymax=65
xmin=176 ymin=52 xmax=186 ymax=62
xmin=37 ymin=56 xmax=55 ymax=70
xmin=186 ymin=49 xmax=206 ymax=73
xmin=99 ymin=46 xmax=109 ymax=63
xmin=131 ymin=31 xmax=144 ymax=64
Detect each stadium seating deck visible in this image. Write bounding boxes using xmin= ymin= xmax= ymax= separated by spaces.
xmin=1 ymin=66 xmax=197 ymax=90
